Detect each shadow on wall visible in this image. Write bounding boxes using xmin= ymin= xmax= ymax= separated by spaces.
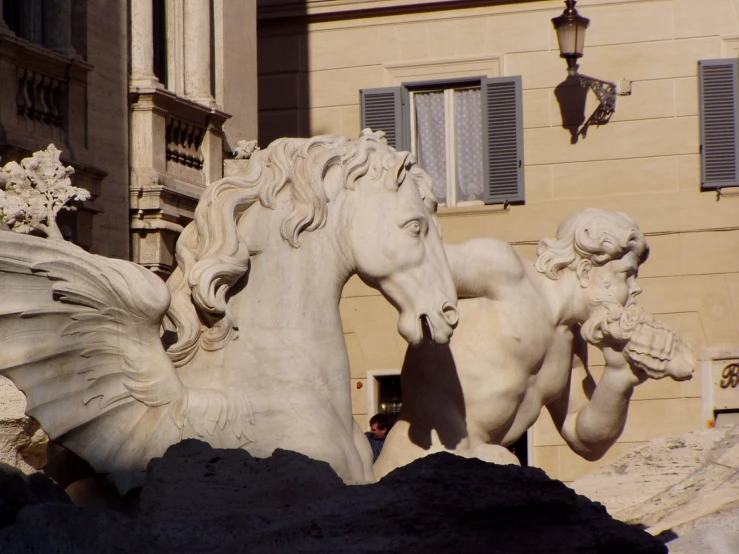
xmin=257 ymin=1 xmax=310 ymax=147
xmin=554 ymin=75 xmax=614 ymax=144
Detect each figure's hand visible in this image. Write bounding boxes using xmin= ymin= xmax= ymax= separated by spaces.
xmin=602 ymin=345 xmax=648 ymax=388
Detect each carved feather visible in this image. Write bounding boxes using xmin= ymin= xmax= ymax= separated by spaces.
xmin=0 ymin=233 xmax=252 ymax=473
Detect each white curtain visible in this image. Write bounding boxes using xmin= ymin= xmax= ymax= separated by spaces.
xmin=414 ymin=91 xmax=447 ymax=203
xmin=454 ymin=88 xmax=484 ymax=202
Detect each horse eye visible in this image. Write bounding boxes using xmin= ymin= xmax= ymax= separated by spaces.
xmin=405 ymin=221 xmax=422 ymax=236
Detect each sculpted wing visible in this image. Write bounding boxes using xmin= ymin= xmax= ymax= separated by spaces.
xmin=0 ymin=233 xmax=251 ymax=473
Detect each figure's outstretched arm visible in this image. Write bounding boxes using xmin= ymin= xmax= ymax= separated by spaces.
xmin=546 ymin=334 xmax=645 ymax=461
xmin=444 ymin=239 xmax=526 ymax=299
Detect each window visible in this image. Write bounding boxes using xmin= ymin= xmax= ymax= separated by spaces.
xmin=366 ymin=369 xmax=402 ymax=426
xmin=410 ymin=84 xmax=483 ymax=206
xmin=376 ymin=374 xmax=402 ymax=425
xmin=699 ymin=59 xmax=739 ymax=190
xmin=361 ymin=76 xmax=524 ymax=207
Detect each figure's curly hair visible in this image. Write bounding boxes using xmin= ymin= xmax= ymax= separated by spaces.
xmin=164 ymin=130 xmax=434 ymax=366
xmin=535 ymin=208 xmax=649 ymax=280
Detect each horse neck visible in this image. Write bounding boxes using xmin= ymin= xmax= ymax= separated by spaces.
xmin=230 ymin=203 xmax=353 ymax=333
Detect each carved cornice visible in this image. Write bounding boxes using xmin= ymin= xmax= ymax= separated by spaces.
xmin=0 ymin=34 xmax=92 ymax=82
xmin=384 ymin=55 xmax=501 ymax=85
xmin=130 ymin=180 xmax=203 ymax=206
xmin=258 ymin=0 xmax=521 ymax=22
xmin=129 ymin=177 xmax=203 ymax=224
xmin=129 ymin=86 xmax=230 ymax=130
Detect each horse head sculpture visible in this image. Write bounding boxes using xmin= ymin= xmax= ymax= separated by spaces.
xmin=0 ymin=131 xmax=457 ymax=484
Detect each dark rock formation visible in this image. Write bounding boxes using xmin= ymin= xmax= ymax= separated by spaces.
xmin=0 ymin=440 xmax=667 ymax=553
xmin=0 ymin=462 xmax=70 ymax=529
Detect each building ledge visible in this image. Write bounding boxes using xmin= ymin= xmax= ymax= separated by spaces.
xmin=129 ymin=86 xmax=230 ymax=127
xmin=258 ymin=0 xmax=534 ymax=22
xmin=0 ymin=33 xmax=92 ymax=81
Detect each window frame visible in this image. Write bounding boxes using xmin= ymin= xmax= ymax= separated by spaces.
xmin=405 ymin=77 xmax=485 ymax=208
xmin=698 ymin=58 xmax=739 ymax=190
xmin=360 ymin=75 xmax=525 ymax=207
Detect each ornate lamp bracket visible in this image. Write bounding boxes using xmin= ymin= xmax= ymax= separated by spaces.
xmin=577 ymin=73 xmax=631 ymax=115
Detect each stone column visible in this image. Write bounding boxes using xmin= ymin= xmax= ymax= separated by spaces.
xmin=22 ymin=0 xmax=43 ymax=43
xmin=131 ymin=0 xmax=160 ymax=88
xmin=0 ymin=0 xmax=11 ymax=34
xmin=42 ymin=0 xmax=75 ymax=56
xmin=183 ymin=0 xmax=213 ymax=105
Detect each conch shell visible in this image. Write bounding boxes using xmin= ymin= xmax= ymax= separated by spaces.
xmin=622 ymin=315 xmax=695 ymax=381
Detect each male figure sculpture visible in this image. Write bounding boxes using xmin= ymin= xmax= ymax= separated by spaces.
xmin=374 ymin=209 xmax=695 ymax=478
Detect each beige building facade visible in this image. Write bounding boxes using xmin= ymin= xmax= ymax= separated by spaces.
xmin=258 ymin=0 xmax=739 ymax=481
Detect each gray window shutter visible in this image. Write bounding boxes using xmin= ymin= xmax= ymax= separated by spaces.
xmin=482 ymin=76 xmax=524 ymax=204
xmin=360 ymin=87 xmax=403 ymax=150
xmin=699 ymin=59 xmax=739 ymax=189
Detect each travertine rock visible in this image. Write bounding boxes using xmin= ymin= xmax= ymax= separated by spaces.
xmin=0 ymin=419 xmax=47 ymax=475
xmin=666 ymin=506 xmax=739 ymax=554
xmin=0 ymin=377 xmax=47 ymax=474
xmin=0 ymin=376 xmax=26 ymax=421
xmin=0 ymin=441 xmax=667 ymax=553
xmin=572 ymin=424 xmax=739 ymax=544
xmin=572 ymin=427 xmax=731 ymax=516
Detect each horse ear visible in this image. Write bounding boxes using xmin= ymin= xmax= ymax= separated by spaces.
xmin=576 ymin=258 xmax=593 ymax=288
xmin=386 ymin=152 xmax=410 ymax=191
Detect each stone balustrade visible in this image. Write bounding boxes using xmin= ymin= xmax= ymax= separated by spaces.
xmin=0 ymin=34 xmax=89 ymax=152
xmin=166 ymin=115 xmax=206 ymax=173
xmin=16 ymin=67 xmax=65 ymax=129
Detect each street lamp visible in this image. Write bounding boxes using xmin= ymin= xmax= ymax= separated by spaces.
xmin=551 ymin=0 xmax=629 ymax=115
xmin=552 ymin=0 xmax=590 ymax=77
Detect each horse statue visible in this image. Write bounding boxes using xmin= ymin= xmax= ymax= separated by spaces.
xmin=0 ymin=131 xmax=459 ymax=484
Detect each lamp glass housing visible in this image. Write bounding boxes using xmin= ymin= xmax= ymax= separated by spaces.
xmin=555 ymin=20 xmax=588 ymax=58
xmin=552 ymin=1 xmax=590 ymax=63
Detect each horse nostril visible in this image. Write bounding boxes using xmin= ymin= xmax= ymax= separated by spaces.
xmin=441 ymin=302 xmax=459 ymax=328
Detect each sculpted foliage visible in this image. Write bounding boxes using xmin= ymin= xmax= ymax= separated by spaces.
xmin=0 ymin=144 xmax=90 ymax=239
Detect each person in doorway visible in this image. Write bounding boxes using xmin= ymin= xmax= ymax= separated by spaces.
xmin=365 ymin=413 xmax=393 ymax=462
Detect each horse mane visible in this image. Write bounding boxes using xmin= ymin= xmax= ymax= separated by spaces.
xmin=165 ymin=129 xmax=408 ymax=366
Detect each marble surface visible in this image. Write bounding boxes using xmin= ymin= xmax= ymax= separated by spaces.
xmin=573 ymin=424 xmax=739 ymax=551
xmin=0 ymin=134 xmax=458 ymax=485
xmin=375 ymin=209 xmax=695 ymax=478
